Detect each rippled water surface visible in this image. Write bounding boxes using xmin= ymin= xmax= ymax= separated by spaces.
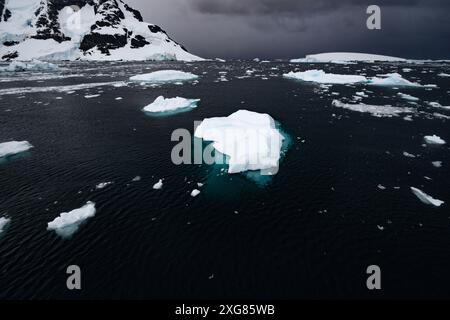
xmin=0 ymin=60 xmax=449 ymax=299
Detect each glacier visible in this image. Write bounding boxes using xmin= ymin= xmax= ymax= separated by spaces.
xmin=0 ymin=141 xmax=33 ymax=158
xmin=47 ymin=201 xmax=96 ymax=237
xmin=142 ymin=96 xmax=200 ymax=114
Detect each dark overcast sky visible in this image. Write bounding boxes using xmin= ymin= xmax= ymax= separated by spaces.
xmin=126 ymin=0 xmax=450 ymax=60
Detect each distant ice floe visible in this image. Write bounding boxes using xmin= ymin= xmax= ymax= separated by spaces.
xmin=428 ymin=102 xmax=450 ymax=110
xmin=332 ymin=100 xmax=413 ymax=118
xmin=0 ymin=217 xmax=11 ymax=235
xmin=47 ymin=201 xmax=96 ymax=237
xmin=403 ymin=152 xmax=416 ymax=158
xmin=424 ymin=135 xmax=446 ymax=145
xmin=153 ymin=179 xmax=163 ymax=190
xmin=194 ymin=110 xmax=285 ymax=175
xmin=0 ymin=59 xmax=58 ymax=72
xmin=96 ymin=182 xmax=113 ymax=190
xmin=0 ymin=81 xmax=121 ymax=96
xmin=84 ymin=94 xmax=100 ymax=99
xmin=410 ymin=187 xmax=444 ymax=207
xmin=367 ymin=73 xmax=426 ymax=87
xmin=438 ymin=73 xmax=450 ymax=77
xmin=0 ymin=141 xmax=33 ymax=158
xmin=283 ymin=70 xmax=367 ymax=84
xmin=398 ymin=93 xmax=419 ymax=101
xmin=142 ymin=96 xmax=200 ymax=114
xmin=432 ymin=161 xmax=442 ymax=168
xmin=290 ymin=52 xmax=406 ymax=64
xmin=129 ymin=70 xmax=198 ymax=83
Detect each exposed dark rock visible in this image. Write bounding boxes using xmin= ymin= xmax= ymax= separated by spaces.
xmin=123 ymin=2 xmax=143 ymax=22
xmin=131 ymin=35 xmax=149 ymax=48
xmin=2 ymin=51 xmax=19 ymax=61
xmin=80 ymin=32 xmax=128 ymax=54
xmin=32 ymin=0 xmax=70 ymax=43
xmin=3 ymin=41 xmax=19 ymax=46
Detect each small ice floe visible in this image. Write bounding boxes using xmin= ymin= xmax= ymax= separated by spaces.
xmin=367 ymin=73 xmax=424 ymax=87
xmin=403 ymin=151 xmax=416 ymax=158
xmin=191 ymin=189 xmax=201 ymax=197
xmin=438 ymin=73 xmax=450 ymax=77
xmin=0 ymin=216 xmax=11 ymax=235
xmin=84 ymin=94 xmax=100 ymax=99
xmin=424 ymin=135 xmax=446 ymax=145
xmin=129 ymin=70 xmax=198 ymax=83
xmin=283 ymin=69 xmax=367 ymax=84
xmin=153 ymin=179 xmax=163 ymax=190
xmin=355 ymin=91 xmax=368 ymax=98
xmin=377 ymin=184 xmax=387 ymax=190
xmin=47 ymin=201 xmax=96 ymax=237
xmin=432 ymin=161 xmax=442 ymax=168
xmin=377 ymin=225 xmax=385 ymax=231
xmin=397 ymin=93 xmax=419 ymax=101
xmin=95 ymin=182 xmax=113 ymax=190
xmin=194 ymin=110 xmax=285 ymax=174
xmin=115 ymin=97 xmax=123 ymax=100
xmin=403 ymin=115 xmax=413 ymax=121
xmin=332 ymin=100 xmax=413 ymax=118
xmin=432 ymin=113 xmax=450 ymax=120
xmin=428 ymin=102 xmax=450 ymax=110
xmin=0 ymin=141 xmax=33 ymax=158
xmin=197 ymin=182 xmax=204 ymax=187
xmin=0 ymin=60 xmax=59 ymax=72
xmin=142 ymin=96 xmax=200 ymax=113
xmin=402 ymin=68 xmax=412 ymax=73
xmin=410 ymin=187 xmax=444 ymax=207
xmin=132 ymin=176 xmax=142 ymax=182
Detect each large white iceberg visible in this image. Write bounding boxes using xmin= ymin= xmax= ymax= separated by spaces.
xmin=424 ymin=135 xmax=446 ymax=145
xmin=0 ymin=141 xmax=33 ymax=158
xmin=283 ymin=70 xmax=367 ymax=84
xmin=47 ymin=201 xmax=96 ymax=237
xmin=129 ymin=70 xmax=198 ymax=83
xmin=194 ymin=110 xmax=285 ymax=175
xmin=410 ymin=187 xmax=444 ymax=207
xmin=0 ymin=59 xmax=58 ymax=72
xmin=290 ymin=52 xmax=406 ymax=63
xmin=332 ymin=100 xmax=413 ymax=118
xmin=142 ymin=96 xmax=200 ymax=113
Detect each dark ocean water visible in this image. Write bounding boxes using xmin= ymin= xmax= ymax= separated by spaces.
xmin=0 ymin=60 xmax=449 ymax=299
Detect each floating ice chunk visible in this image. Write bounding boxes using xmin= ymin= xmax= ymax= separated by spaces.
xmin=398 ymin=93 xmax=419 ymax=101
xmin=194 ymin=110 xmax=285 ymax=175
xmin=410 ymin=187 xmax=444 ymax=207
xmin=403 ymin=152 xmax=416 ymax=158
xmin=96 ymin=182 xmax=113 ymax=189
xmin=0 ymin=60 xmax=59 ymax=72
xmin=438 ymin=73 xmax=450 ymax=77
xmin=0 ymin=217 xmax=10 ymax=234
xmin=424 ymin=135 xmax=446 ymax=145
xmin=191 ymin=189 xmax=201 ymax=197
xmin=142 ymin=96 xmax=200 ymax=113
xmin=432 ymin=161 xmax=442 ymax=168
xmin=332 ymin=100 xmax=413 ymax=118
xmin=0 ymin=141 xmax=33 ymax=158
xmin=428 ymin=102 xmax=450 ymax=110
xmin=377 ymin=184 xmax=386 ymax=190
xmin=84 ymin=94 xmax=100 ymax=99
xmin=367 ymin=73 xmax=423 ymax=87
xmin=290 ymin=52 xmax=406 ymax=63
xmin=115 ymin=97 xmax=123 ymax=100
xmin=132 ymin=176 xmax=142 ymax=182
xmin=129 ymin=70 xmax=198 ymax=83
xmin=47 ymin=201 xmax=96 ymax=237
xmin=153 ymin=179 xmax=163 ymax=190
xmin=283 ymin=70 xmax=367 ymax=84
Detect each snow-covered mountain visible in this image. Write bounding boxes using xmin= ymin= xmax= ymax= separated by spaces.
xmin=0 ymin=0 xmax=202 ymax=61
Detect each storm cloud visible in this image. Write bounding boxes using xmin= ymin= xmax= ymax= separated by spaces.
xmin=127 ymin=0 xmax=450 ymax=60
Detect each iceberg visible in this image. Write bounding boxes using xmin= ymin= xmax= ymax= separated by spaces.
xmin=47 ymin=201 xmax=96 ymax=237
xmin=0 ymin=141 xmax=33 ymax=158
xmin=0 ymin=217 xmax=10 ymax=234
xmin=153 ymin=179 xmax=163 ymax=190
xmin=142 ymin=96 xmax=200 ymax=114
xmin=194 ymin=110 xmax=285 ymax=175
xmin=332 ymin=100 xmax=413 ymax=118
xmin=283 ymin=70 xmax=367 ymax=84
xmin=424 ymin=135 xmax=446 ymax=145
xmin=367 ymin=73 xmax=423 ymax=87
xmin=0 ymin=59 xmax=58 ymax=72
xmin=410 ymin=187 xmax=444 ymax=207
xmin=129 ymin=70 xmax=198 ymax=83
xmin=290 ymin=52 xmax=406 ymax=63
